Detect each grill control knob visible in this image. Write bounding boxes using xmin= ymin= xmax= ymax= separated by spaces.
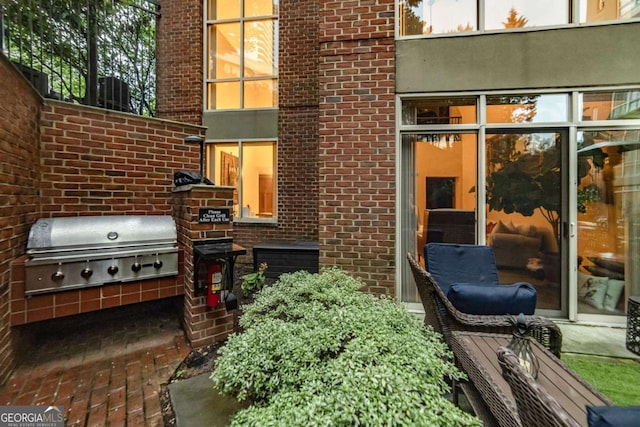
xmin=107 ymin=265 xmax=119 ymax=275
xmin=131 ymin=262 xmax=142 ymax=272
xmin=51 ymin=271 xmax=65 ymax=282
xmin=81 ymin=267 xmax=93 ymax=279
xmin=153 ymin=260 xmax=163 ymax=269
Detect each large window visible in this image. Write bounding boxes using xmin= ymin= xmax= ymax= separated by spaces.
xmin=205 ymin=0 xmax=278 ymax=109
xmin=399 ymin=0 xmax=638 ymax=37
xmin=400 ymin=90 xmax=640 ymax=322
xmin=207 ymin=141 xmax=277 ymax=221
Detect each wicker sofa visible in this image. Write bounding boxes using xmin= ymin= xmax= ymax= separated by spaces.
xmin=407 ymin=252 xmax=562 ymax=357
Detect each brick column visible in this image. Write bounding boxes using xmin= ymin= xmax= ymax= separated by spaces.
xmin=172 ymin=184 xmax=236 ymax=347
xmin=318 ymin=1 xmax=397 ymax=295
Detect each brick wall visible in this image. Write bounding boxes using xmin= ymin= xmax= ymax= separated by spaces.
xmin=6 ymin=100 xmax=207 ymax=326
xmin=156 ymin=0 xmax=203 ymax=125
xmin=172 ymin=186 xmax=236 ymax=347
xmin=318 ymin=1 xmax=396 ymax=294
xmin=39 ymin=100 xmax=204 ymax=216
xmin=154 ymin=0 xmax=324 ymax=268
xmin=233 ymin=0 xmax=321 ymax=254
xmin=0 ymin=56 xmax=42 ymax=385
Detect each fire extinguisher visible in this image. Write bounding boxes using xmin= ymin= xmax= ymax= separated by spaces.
xmin=207 ymin=262 xmax=224 ymax=307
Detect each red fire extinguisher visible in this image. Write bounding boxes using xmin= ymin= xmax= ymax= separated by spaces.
xmin=207 ymin=262 xmax=224 ymax=307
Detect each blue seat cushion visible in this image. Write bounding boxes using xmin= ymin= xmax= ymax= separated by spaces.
xmin=446 ymin=282 xmax=537 ymax=315
xmin=587 ymin=406 xmax=640 ymax=427
xmin=425 ymin=243 xmax=500 ymax=294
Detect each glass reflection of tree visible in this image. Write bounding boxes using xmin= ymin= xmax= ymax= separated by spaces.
xmin=503 ymin=8 xmax=528 ymax=28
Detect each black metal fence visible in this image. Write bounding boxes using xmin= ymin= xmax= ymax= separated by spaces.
xmin=0 ymin=0 xmax=159 ymax=117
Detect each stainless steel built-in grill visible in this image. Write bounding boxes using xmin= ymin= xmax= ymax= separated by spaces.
xmin=25 ymin=215 xmax=179 ymax=295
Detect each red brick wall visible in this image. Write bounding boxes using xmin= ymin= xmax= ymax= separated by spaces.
xmin=172 ymin=186 xmax=236 ymax=347
xmin=39 ymin=101 xmax=204 ymax=216
xmin=156 ymin=0 xmax=203 ymax=124
xmin=6 ymin=102 xmax=205 ymax=327
xmin=318 ymin=1 xmax=396 ymax=294
xmin=233 ymin=0 xmax=321 ymax=253
xmin=0 ymin=56 xmax=42 ymax=385
xmin=10 ymin=257 xmax=184 ymax=326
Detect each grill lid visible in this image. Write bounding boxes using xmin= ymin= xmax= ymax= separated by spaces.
xmin=27 ymin=215 xmax=177 ymax=255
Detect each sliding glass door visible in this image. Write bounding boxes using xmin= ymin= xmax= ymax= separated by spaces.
xmin=576 ymin=129 xmax=640 ymax=318
xmin=485 ymin=130 xmax=567 ymax=314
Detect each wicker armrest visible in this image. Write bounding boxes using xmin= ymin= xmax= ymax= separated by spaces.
xmin=498 ymin=347 xmax=580 ymax=427
xmin=407 ymin=253 xmax=563 ymax=357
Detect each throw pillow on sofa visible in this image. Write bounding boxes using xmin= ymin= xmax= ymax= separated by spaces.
xmin=446 ymin=282 xmax=536 ymax=315
xmin=584 ymin=265 xmax=624 ymax=281
xmin=492 ymin=220 xmax=517 ymax=235
xmin=587 ymin=256 xmax=624 ymax=274
xmin=578 ymin=271 xmax=609 ymax=310
xmin=604 ymin=279 xmax=625 ymax=312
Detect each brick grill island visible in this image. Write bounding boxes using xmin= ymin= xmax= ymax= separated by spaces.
xmin=11 ymin=215 xmax=184 ymax=325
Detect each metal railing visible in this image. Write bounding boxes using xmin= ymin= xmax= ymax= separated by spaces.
xmin=0 ymin=0 xmax=159 ymax=117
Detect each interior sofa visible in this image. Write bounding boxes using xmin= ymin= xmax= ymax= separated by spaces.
xmin=487 ymin=220 xmax=553 ymax=269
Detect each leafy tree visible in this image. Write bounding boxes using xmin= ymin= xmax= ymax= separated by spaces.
xmin=2 ymin=0 xmax=157 ymax=116
xmin=450 ymin=22 xmax=474 ymax=33
xmin=399 ymin=1 xmax=426 ymax=35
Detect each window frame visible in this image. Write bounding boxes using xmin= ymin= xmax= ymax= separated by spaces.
xmin=203 ymin=1 xmax=279 ymax=111
xmin=206 ymin=138 xmax=278 ymax=224
xmin=396 ymin=87 xmax=640 ymax=321
xmin=395 ymin=0 xmax=640 ymax=40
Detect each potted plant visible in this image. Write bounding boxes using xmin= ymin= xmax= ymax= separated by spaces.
xmin=240 ymin=262 xmax=268 ymax=297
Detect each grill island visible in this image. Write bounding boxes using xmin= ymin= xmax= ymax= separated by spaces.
xmin=25 ymin=215 xmax=179 ymax=295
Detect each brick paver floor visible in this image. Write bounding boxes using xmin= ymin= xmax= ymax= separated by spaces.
xmin=0 ymin=298 xmax=191 ymax=427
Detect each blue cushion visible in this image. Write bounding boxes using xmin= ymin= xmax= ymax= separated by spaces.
xmin=446 ymin=282 xmax=537 ymax=315
xmin=587 ymin=406 xmax=640 ymax=427
xmin=425 ymin=243 xmax=500 ymax=294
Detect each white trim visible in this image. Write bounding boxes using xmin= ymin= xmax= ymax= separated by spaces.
xmin=400 ymin=86 xmax=640 ymax=100
xmin=477 ymin=95 xmax=487 ymax=245
xmin=568 ymin=124 xmax=579 ymax=320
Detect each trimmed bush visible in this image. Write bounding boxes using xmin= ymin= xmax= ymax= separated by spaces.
xmin=211 ymin=268 xmax=481 ymax=426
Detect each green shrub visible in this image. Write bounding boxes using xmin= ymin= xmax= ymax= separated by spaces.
xmin=240 ymin=262 xmax=268 ymax=296
xmin=211 ymin=268 xmax=481 ymax=427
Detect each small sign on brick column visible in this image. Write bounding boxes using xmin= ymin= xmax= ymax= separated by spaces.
xmin=198 ymin=208 xmax=231 ymax=224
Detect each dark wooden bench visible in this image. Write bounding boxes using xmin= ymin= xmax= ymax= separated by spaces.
xmin=253 ymin=240 xmax=319 ymax=279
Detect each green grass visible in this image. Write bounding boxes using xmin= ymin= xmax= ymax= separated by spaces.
xmin=562 ymin=353 xmax=640 ymax=406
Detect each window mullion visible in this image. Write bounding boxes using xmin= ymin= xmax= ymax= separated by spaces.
xmin=240 ymin=10 xmax=245 ymax=109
